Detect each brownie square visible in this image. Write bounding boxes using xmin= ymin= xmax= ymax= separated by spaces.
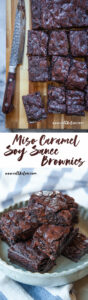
xmin=27 ymin=30 xmax=48 ymax=56
xmin=66 ymin=90 xmax=85 ymax=106
xmin=8 ymin=241 xmax=54 ymax=273
xmin=32 ymin=224 xmax=75 ymax=261
xmin=51 ymin=56 xmax=70 ymax=82
xmin=63 ymin=232 xmax=88 ymax=262
xmin=28 ymin=57 xmax=49 ymax=82
xmin=53 ymin=1 xmax=76 ymax=28
xmin=48 ymin=85 xmax=66 ymax=113
xmin=48 ymin=31 xmax=68 ymax=56
xmin=22 ymin=92 xmax=47 ymax=123
xmin=0 ymin=208 xmax=39 ymax=245
xmin=30 ymin=0 xmax=41 ymax=29
xmin=70 ymin=31 xmax=88 ymax=57
xmin=41 ymin=0 xmax=54 ymax=30
xmin=29 ymin=191 xmax=78 ymax=225
xmin=48 ymin=86 xmax=65 ymax=104
xmin=67 ymin=105 xmax=85 ymax=116
xmin=66 ymin=60 xmax=87 ymax=90
xmin=85 ymin=86 xmax=88 ymax=111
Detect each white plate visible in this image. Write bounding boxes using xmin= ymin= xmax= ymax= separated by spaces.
xmin=0 ymin=197 xmax=88 ymax=287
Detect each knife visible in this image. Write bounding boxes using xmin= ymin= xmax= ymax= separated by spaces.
xmin=2 ymin=0 xmax=26 ymax=114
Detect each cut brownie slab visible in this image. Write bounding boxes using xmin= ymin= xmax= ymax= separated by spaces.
xmin=63 ymin=232 xmax=88 ymax=262
xmin=49 ymin=31 xmax=68 ymax=56
xmin=66 ymin=60 xmax=87 ymax=90
xmin=22 ymin=92 xmax=47 ymax=123
xmin=48 ymin=85 xmax=66 ymax=113
xmin=0 ymin=208 xmax=39 ymax=245
xmin=32 ymin=224 xmax=76 ymax=261
xmin=69 ymin=31 xmax=88 ymax=57
xmin=31 ymin=0 xmax=88 ymax=30
xmin=51 ymin=56 xmax=70 ymax=82
xmin=28 ymin=57 xmax=49 ymax=82
xmin=8 ymin=240 xmax=54 ymax=273
xmin=66 ymin=90 xmax=85 ymax=106
xmin=28 ymin=191 xmax=78 ymax=225
xmin=27 ymin=30 xmax=48 ymax=56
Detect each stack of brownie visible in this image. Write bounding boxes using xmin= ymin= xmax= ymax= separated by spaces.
xmin=22 ymin=0 xmax=88 ymax=121
xmin=0 ymin=191 xmax=88 ymax=273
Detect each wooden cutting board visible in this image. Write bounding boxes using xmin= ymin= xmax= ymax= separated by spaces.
xmin=6 ymin=0 xmax=88 ymax=130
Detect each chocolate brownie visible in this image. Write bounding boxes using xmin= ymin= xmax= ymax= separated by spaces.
xmin=85 ymin=86 xmax=88 ymax=110
xmin=28 ymin=57 xmax=49 ymax=82
xmin=51 ymin=56 xmax=70 ymax=82
xmin=8 ymin=240 xmax=54 ymax=273
xmin=70 ymin=31 xmax=88 ymax=57
xmin=27 ymin=30 xmax=48 ymax=56
xmin=28 ymin=191 xmax=78 ymax=225
xmin=63 ymin=232 xmax=88 ymax=262
xmin=30 ymin=0 xmax=41 ymax=29
xmin=48 ymin=85 xmax=66 ymax=113
xmin=0 ymin=208 xmax=39 ymax=245
xmin=32 ymin=224 xmax=76 ymax=261
xmin=66 ymin=60 xmax=87 ymax=90
xmin=66 ymin=90 xmax=85 ymax=106
xmin=22 ymin=92 xmax=47 ymax=123
xmin=48 ymin=86 xmax=65 ymax=104
xmin=48 ymin=31 xmax=68 ymax=56
xmin=67 ymin=105 xmax=85 ymax=116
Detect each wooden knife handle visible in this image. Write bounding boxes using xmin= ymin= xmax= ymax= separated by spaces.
xmin=2 ymin=72 xmax=16 ymax=114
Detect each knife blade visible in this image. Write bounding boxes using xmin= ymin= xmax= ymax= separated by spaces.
xmin=2 ymin=0 xmax=26 ymax=114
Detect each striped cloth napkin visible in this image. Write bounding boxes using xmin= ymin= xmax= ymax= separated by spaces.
xmin=0 ymin=167 xmax=88 ymax=299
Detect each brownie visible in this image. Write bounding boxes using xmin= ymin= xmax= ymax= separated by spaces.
xmin=66 ymin=90 xmax=85 ymax=106
xmin=48 ymin=103 xmax=66 ymax=114
xmin=67 ymin=105 xmax=85 ymax=116
xmin=8 ymin=240 xmax=54 ymax=273
xmin=49 ymin=31 xmax=68 ymax=56
xmin=48 ymin=86 xmax=65 ymax=104
xmin=32 ymin=224 xmax=76 ymax=261
xmin=22 ymin=92 xmax=47 ymax=123
xmin=28 ymin=56 xmax=49 ymax=82
xmin=28 ymin=191 xmax=78 ymax=225
xmin=85 ymin=86 xmax=88 ymax=110
xmin=63 ymin=232 xmax=88 ymax=262
xmin=0 ymin=208 xmax=39 ymax=245
xmin=66 ymin=60 xmax=87 ymax=90
xmin=27 ymin=30 xmax=48 ymax=56
xmin=70 ymin=31 xmax=88 ymax=57
xmin=51 ymin=56 xmax=70 ymax=82
xmin=30 ymin=0 xmax=41 ymax=29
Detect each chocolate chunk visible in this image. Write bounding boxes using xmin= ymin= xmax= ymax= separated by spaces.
xmin=27 ymin=30 xmax=48 ymax=56
xmin=51 ymin=56 xmax=70 ymax=82
xmin=0 ymin=208 xmax=39 ymax=245
xmin=63 ymin=232 xmax=88 ymax=262
xmin=32 ymin=224 xmax=75 ymax=261
xmin=70 ymin=31 xmax=88 ymax=57
xmin=22 ymin=92 xmax=47 ymax=123
xmin=8 ymin=241 xmax=54 ymax=273
xmin=49 ymin=31 xmax=68 ymax=56
xmin=66 ymin=60 xmax=87 ymax=90
xmin=28 ymin=56 xmax=49 ymax=82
